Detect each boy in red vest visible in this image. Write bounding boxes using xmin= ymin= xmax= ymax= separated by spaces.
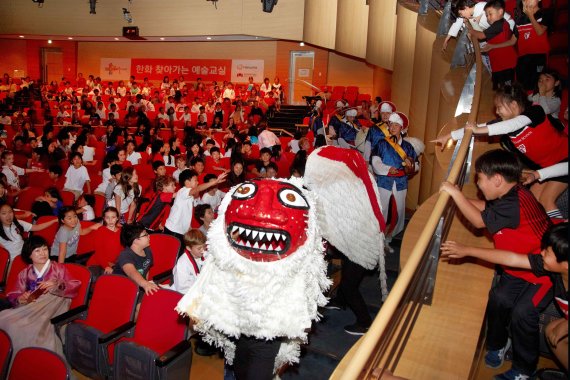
xmin=471 ymin=0 xmax=517 ymax=90
xmin=440 ymin=149 xmax=552 ymax=380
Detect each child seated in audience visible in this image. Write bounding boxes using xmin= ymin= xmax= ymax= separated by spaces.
xmin=1 ymin=150 xmax=42 ymax=193
xmin=0 ymin=202 xmax=59 ymax=260
xmin=171 ymin=228 xmax=207 ymax=294
xmin=51 ymin=206 xmax=99 ymax=263
xmin=528 ymin=69 xmax=562 ymax=119
xmin=162 ymin=142 xmax=176 ymax=167
xmin=164 ymin=169 xmax=226 ymax=242
xmin=173 ymin=155 xmax=189 ymax=183
xmin=252 ymin=147 xmax=273 ymax=177
xmin=137 ymin=175 xmax=176 ymax=231
xmin=190 ymin=157 xmax=207 ymax=183
xmin=441 ymin=222 xmax=568 ymax=373
xmin=76 ymin=193 xmax=95 ymax=221
xmin=194 ymin=204 xmax=214 ymax=236
xmin=125 ymin=140 xmax=142 ymax=165
xmin=201 ymin=174 xmax=226 ymax=213
xmin=32 ymin=187 xmax=64 ymax=218
xmin=109 ymin=167 xmax=141 ymax=224
xmin=63 ymin=152 xmax=91 ymax=199
xmin=440 ymin=149 xmax=552 ymax=380
xmin=113 ymin=223 xmax=159 ymax=295
xmin=202 ymin=139 xmax=216 ymax=157
xmin=86 ymin=207 xmax=122 ymax=278
xmin=205 ymin=147 xmax=229 ymax=174
xmin=47 ymin=165 xmax=66 ymax=190
xmin=265 ymin=162 xmax=278 ymax=179
xmin=470 ymin=0 xmax=517 ymax=90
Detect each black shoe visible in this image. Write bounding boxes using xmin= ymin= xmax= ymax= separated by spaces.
xmin=195 ymin=340 xmax=217 ymax=356
xmin=324 ymin=298 xmax=344 ymax=310
xmin=344 ymin=323 xmax=369 ymax=336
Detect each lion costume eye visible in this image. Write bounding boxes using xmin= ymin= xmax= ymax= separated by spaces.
xmin=278 ymin=188 xmax=309 ymax=209
xmin=232 ymin=182 xmax=257 ymax=200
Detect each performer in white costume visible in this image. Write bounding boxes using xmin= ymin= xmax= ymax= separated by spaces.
xmin=176 ymin=146 xmax=387 ymax=379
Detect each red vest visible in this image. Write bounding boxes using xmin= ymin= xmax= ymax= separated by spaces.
xmin=516 ymin=23 xmax=550 ymax=56
xmin=488 ymin=20 xmax=518 ymax=72
xmin=509 ymin=116 xmax=568 ymax=168
xmin=492 ymin=187 xmax=552 ymax=304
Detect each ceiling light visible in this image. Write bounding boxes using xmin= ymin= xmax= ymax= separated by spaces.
xmin=299 ymin=42 xmax=305 ymax=46
xmin=206 ymin=37 xmax=212 ymax=40
xmin=47 ymin=40 xmax=52 ymax=44
xmin=19 ymin=35 xmax=24 ymax=38
xmin=68 ymin=37 xmax=73 ymax=40
xmin=123 ymin=8 xmax=133 ymax=23
xmin=159 ymin=37 xmax=165 ymax=41
xmin=114 ymin=37 xmax=120 ymax=41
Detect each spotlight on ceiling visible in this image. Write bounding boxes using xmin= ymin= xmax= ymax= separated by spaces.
xmin=89 ymin=0 xmax=97 ymax=14
xmin=123 ymin=8 xmax=133 ymax=23
xmin=262 ymin=0 xmax=277 ymax=13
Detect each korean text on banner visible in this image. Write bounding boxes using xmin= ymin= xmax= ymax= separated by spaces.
xmin=131 ymin=59 xmax=232 ymax=82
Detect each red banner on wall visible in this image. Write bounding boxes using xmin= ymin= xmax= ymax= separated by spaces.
xmin=131 ymin=59 xmax=232 ymax=82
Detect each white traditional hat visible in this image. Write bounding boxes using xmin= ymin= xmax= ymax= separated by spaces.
xmin=388 ymin=111 xmax=409 ymax=133
xmin=379 ymin=101 xmax=396 ymax=113
xmin=345 ymin=109 xmax=357 ymax=117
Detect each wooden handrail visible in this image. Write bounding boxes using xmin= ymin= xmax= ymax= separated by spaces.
xmin=334 ymin=22 xmax=483 ymax=380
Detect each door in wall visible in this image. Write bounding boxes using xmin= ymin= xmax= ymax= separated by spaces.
xmin=289 ymin=51 xmax=315 ymax=105
xmin=41 ymin=48 xmax=63 ymax=84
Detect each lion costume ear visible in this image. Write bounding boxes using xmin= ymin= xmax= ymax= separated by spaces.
xmin=304 ymin=146 xmax=388 ymax=300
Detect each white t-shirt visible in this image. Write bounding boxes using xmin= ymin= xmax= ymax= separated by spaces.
xmin=0 ymin=220 xmax=33 ymax=259
xmin=288 ymin=139 xmax=300 ymax=153
xmin=82 ymin=146 xmax=95 ymax=162
xmin=64 ymin=165 xmax=90 ymax=193
xmin=165 ymin=187 xmax=198 ymax=235
xmin=95 ymin=167 xmax=112 ymax=194
xmin=201 ymin=190 xmax=226 ymax=213
xmin=2 ymin=165 xmax=25 ymax=189
xmin=126 ymin=151 xmax=142 ymax=165
xmin=108 ymin=184 xmax=142 ymax=215
xmin=82 ymin=205 xmax=95 ymax=221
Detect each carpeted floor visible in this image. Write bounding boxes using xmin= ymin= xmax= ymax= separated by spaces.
xmin=281 ymin=237 xmax=401 ymax=379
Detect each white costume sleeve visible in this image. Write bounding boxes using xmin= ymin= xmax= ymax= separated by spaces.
xmin=371 ymin=156 xmax=390 ymax=176
xmin=537 ymin=163 xmax=568 ymax=182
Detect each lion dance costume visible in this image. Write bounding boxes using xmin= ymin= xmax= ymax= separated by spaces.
xmin=176 ymin=146 xmax=387 ymax=378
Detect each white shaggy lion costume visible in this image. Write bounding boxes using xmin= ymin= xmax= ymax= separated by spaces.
xmin=175 ymin=146 xmax=386 ymax=372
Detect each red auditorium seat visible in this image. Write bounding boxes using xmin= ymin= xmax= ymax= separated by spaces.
xmin=8 ymin=347 xmax=70 ymax=380
xmin=0 ymin=329 xmax=11 ymax=380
